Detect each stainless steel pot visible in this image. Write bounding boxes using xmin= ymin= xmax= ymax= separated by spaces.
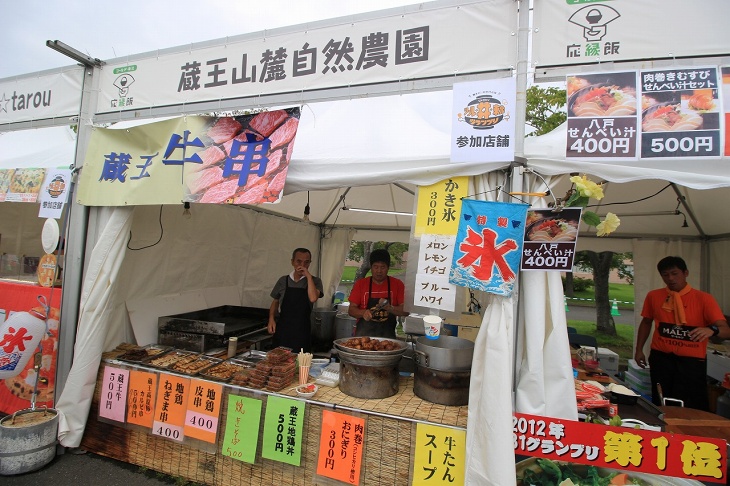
xmin=337 ymin=347 xmax=405 ymax=399
xmin=413 ymin=336 xmax=474 ymax=372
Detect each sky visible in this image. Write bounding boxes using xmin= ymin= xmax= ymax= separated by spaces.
xmin=0 ymin=0 xmax=425 ymax=79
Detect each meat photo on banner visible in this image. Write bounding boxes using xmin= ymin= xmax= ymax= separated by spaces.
xmin=723 ymin=66 xmax=730 ymax=156
xmin=640 ymin=66 xmax=722 ymax=158
xmin=566 ymin=71 xmax=639 ymax=160
xmin=520 ymin=207 xmax=582 ymax=272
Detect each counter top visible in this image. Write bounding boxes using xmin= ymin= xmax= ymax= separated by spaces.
xmin=661 ymin=406 xmax=730 ymax=442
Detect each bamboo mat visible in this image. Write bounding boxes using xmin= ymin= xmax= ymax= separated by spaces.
xmin=83 ymin=349 xmax=469 ymax=485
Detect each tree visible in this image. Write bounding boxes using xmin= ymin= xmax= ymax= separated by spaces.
xmin=525 ymin=86 xmax=567 ymax=137
xmin=348 ymin=241 xmax=408 ymax=282
xmin=574 ymin=251 xmax=634 ymax=336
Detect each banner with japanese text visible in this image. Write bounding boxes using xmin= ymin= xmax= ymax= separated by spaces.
xmin=449 ymin=200 xmax=528 ymax=296
xmin=451 ymin=78 xmax=516 ymax=163
xmin=99 ymin=366 xmax=129 ymax=423
xmin=513 ymin=412 xmax=726 ymax=484
xmin=152 ymin=373 xmax=190 ymax=442
xmin=521 ymin=208 xmax=582 ymax=272
xmin=640 ymin=66 xmax=722 ymax=159
xmin=316 ymin=410 xmax=365 ymax=485
xmin=126 ymin=369 xmax=157 ymax=428
xmin=533 ymin=0 xmax=730 ymax=68
xmin=413 ymin=177 xmax=467 ymax=312
xmin=77 ymin=109 xmax=300 ymax=206
xmin=566 ymin=71 xmax=639 ymax=160
xmin=412 ymin=423 xmax=466 ymax=486
xmin=221 ymin=394 xmax=262 ymax=464
xmin=184 ymin=378 xmax=223 ymax=443
xmin=94 ymin=1 xmax=516 ymax=114
xmin=261 ymin=396 xmax=306 ymax=466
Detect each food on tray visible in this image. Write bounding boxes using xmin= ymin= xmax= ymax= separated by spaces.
xmin=687 ymin=93 xmax=715 ymax=112
xmin=202 ymin=361 xmax=247 ymax=381
xmin=339 ymin=337 xmax=401 ymax=351
xmin=641 ymin=95 xmax=659 ymax=111
xmin=170 ymin=355 xmax=217 ymax=375
xmin=9 ymin=168 xmax=45 ymax=194
xmin=571 ymin=85 xmax=637 ymax=117
xmin=148 ymin=351 xmax=191 ymax=368
xmin=117 ymin=345 xmax=169 ymax=362
xmin=527 ymin=219 xmax=578 ymax=242
xmin=642 ymin=103 xmax=702 ymax=132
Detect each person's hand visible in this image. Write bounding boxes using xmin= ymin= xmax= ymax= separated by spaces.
xmin=362 ymin=309 xmax=372 ymax=321
xmin=268 ymin=319 xmax=276 ymax=334
xmin=297 ymin=265 xmax=312 ymax=278
xmin=688 ymin=326 xmax=714 ymax=342
xmin=634 ymin=350 xmax=647 ymax=368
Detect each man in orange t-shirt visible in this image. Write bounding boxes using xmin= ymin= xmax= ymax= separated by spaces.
xmin=635 ymin=256 xmax=729 ymax=410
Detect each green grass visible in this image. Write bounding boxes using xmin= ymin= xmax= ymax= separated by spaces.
xmin=340 ymin=266 xmax=405 ymax=283
xmin=566 ymin=283 xmax=635 ymax=310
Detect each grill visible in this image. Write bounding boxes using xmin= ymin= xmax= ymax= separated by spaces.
xmin=157 ymin=305 xmax=270 ymax=353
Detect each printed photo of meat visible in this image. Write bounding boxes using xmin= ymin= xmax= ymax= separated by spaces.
xmin=183 ymin=108 xmax=300 ymax=205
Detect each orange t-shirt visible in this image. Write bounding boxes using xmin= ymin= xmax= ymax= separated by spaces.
xmin=641 ymin=287 xmax=726 ymax=358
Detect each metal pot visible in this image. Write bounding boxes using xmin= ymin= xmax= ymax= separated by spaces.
xmin=334 ymin=313 xmax=356 ymax=340
xmin=0 ymin=407 xmax=58 ymax=475
xmin=337 ymin=346 xmax=406 ymax=399
xmin=311 ymin=308 xmax=337 ymax=351
xmin=413 ymin=336 xmax=474 ymax=372
xmin=414 ymin=364 xmax=471 ymax=406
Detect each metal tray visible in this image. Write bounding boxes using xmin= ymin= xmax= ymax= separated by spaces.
xmin=234 ymin=349 xmax=268 ymax=366
xmin=198 ymin=359 xmax=251 ymax=382
xmin=169 ymin=355 xmax=222 ymax=376
xmin=116 ymin=344 xmax=173 ymax=363
xmin=146 ymin=350 xmax=199 ymax=369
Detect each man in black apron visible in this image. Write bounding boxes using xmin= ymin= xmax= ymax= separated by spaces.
xmin=268 ymin=248 xmax=323 ymax=352
xmin=348 ymin=249 xmax=409 ymax=338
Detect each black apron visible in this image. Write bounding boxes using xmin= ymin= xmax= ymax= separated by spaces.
xmin=355 ymin=277 xmax=397 ymax=338
xmin=274 ymin=278 xmax=312 ymax=352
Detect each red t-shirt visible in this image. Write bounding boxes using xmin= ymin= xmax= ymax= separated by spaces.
xmin=348 ymin=276 xmax=405 ymax=309
xmin=641 ymin=287 xmax=725 ymax=358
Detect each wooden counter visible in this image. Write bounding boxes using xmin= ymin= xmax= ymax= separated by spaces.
xmin=661 ymin=406 xmax=730 ymax=443
xmin=80 ymin=352 xmax=468 ymax=486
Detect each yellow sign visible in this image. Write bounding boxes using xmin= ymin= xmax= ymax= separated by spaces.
xmin=412 ymin=423 xmax=466 ymax=485
xmin=414 ymin=177 xmax=468 ymax=236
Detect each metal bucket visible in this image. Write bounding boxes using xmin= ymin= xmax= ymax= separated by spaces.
xmin=334 ymin=313 xmax=357 ymax=340
xmin=413 ymin=336 xmax=474 ymax=372
xmin=337 ymin=346 xmax=405 ymax=399
xmin=0 ymin=407 xmax=58 ymax=475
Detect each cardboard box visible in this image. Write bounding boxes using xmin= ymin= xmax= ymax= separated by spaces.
xmin=597 ymin=347 xmax=619 ymax=377
xmin=458 ymin=326 xmax=479 ymax=342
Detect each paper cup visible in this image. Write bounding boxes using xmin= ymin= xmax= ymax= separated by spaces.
xmin=299 ymin=366 xmax=310 ymax=385
xmin=423 ymin=315 xmax=442 ymax=340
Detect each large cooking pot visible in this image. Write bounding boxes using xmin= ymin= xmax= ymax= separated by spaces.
xmin=337 ymin=345 xmax=406 ymax=399
xmin=311 ymin=308 xmax=337 ymax=350
xmin=334 ymin=313 xmax=356 ymax=340
xmin=413 ymin=336 xmax=474 ymax=372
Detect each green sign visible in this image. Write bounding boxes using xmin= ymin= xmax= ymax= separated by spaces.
xmin=261 ymin=396 xmax=306 ymax=466
xmin=221 ymin=394 xmax=262 ymax=464
xmin=113 ymin=65 xmax=137 ymax=74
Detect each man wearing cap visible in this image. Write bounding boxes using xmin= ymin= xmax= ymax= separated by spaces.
xmin=348 ymin=249 xmax=409 ymax=338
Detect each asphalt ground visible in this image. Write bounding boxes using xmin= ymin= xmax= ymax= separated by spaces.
xmin=2 ymin=448 xmax=182 ymax=485
xmin=2 ymin=305 xmax=633 ymax=485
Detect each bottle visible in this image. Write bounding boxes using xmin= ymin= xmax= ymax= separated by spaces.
xmin=227 ymin=337 xmax=238 ymax=358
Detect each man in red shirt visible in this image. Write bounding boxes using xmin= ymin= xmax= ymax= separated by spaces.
xmin=635 ymin=256 xmax=729 ymax=410
xmin=348 ymin=249 xmax=409 ymax=338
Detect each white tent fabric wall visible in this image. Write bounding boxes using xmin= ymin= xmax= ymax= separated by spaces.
xmin=464 ymin=173 xmax=516 ymax=486
xmin=514 ymin=173 xmax=578 ymax=420
xmin=319 ymin=226 xmax=356 ymax=306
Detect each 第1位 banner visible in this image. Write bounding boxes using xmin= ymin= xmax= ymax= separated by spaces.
xmin=78 ymin=109 xmax=300 ymax=206
xmin=533 ymin=0 xmax=730 ymax=68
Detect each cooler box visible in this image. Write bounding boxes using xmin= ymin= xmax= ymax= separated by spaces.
xmin=625 ymin=370 xmax=652 ymax=397
xmin=628 ymin=359 xmax=651 ymax=382
xmin=597 ymin=347 xmax=619 ymax=377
